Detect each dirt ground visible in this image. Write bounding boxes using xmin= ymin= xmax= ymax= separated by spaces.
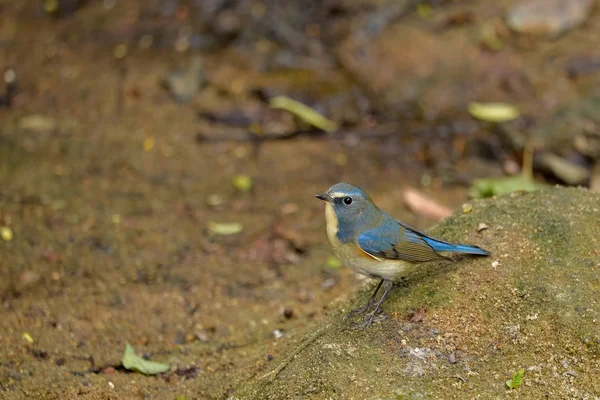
xmin=0 ymin=1 xmax=598 ymax=399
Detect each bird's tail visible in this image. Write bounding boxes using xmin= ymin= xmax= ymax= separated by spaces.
xmin=423 ymin=237 xmax=490 ymax=256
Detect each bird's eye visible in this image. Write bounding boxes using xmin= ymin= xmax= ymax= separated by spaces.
xmin=343 ymin=196 xmax=353 ymax=205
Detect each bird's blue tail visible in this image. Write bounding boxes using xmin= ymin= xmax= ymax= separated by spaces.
xmin=422 ymin=237 xmax=490 ymax=256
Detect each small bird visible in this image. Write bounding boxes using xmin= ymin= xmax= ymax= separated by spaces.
xmin=316 ymin=183 xmax=490 ymax=328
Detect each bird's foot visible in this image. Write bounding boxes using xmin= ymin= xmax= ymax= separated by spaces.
xmin=347 ymin=310 xmax=386 ymax=330
xmin=342 ymin=300 xmax=374 ymax=321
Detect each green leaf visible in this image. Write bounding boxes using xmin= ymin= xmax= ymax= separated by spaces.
xmin=506 ymin=368 xmax=525 ymax=389
xmin=122 ymin=343 xmax=169 ymax=375
xmin=468 ymin=102 xmax=520 ymax=123
xmin=470 ymin=175 xmax=545 ymax=198
xmin=270 ymin=96 xmax=337 ymax=133
xmin=207 ymin=222 xmax=243 ymax=236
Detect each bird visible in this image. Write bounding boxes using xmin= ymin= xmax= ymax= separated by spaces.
xmin=315 ymin=182 xmax=490 ymax=328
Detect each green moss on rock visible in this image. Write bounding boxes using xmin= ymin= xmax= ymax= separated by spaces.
xmin=235 ymin=188 xmax=600 ymax=399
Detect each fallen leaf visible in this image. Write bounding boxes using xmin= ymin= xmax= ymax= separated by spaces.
xmin=270 ymin=96 xmax=337 ymax=132
xmin=403 ymin=188 xmax=452 ymax=220
xmin=409 ymin=307 xmax=427 ymax=322
xmin=468 ymin=102 xmax=520 ymax=123
xmin=206 ymin=194 xmax=225 ymax=207
xmin=143 ymin=138 xmax=155 ymax=151
xmin=122 ymin=343 xmax=169 ymax=375
xmin=417 ymin=3 xmax=433 ymax=19
xmin=0 ymin=226 xmax=13 ymax=241
xmin=232 ymin=174 xmax=253 ymax=192
xmin=207 ymin=222 xmax=243 ymax=236
xmin=18 ymin=115 xmax=57 ymax=133
xmin=462 ymin=203 xmax=473 ymax=214
xmin=540 ymin=153 xmax=589 ymax=185
xmin=470 ymin=175 xmax=544 ymax=198
xmin=22 ymin=332 xmax=34 ymax=343
xmin=506 ymin=368 xmax=525 ymax=389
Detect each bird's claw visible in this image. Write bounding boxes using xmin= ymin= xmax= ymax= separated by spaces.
xmin=345 ymin=309 xmax=386 ymax=330
xmin=342 ymin=300 xmax=374 ymax=320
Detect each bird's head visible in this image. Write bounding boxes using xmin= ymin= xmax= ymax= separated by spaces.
xmin=316 ymin=183 xmax=378 ymax=238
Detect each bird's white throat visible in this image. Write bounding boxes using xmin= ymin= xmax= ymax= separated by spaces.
xmin=324 ymin=202 xmax=338 ymax=241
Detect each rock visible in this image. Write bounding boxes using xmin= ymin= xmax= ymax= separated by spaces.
xmin=337 ymin=24 xmax=526 ymax=120
xmin=163 ymin=55 xmax=204 ymax=103
xmin=236 ymin=188 xmax=600 ymax=399
xmin=534 ymin=96 xmax=600 ymax=160
xmin=506 ymin=0 xmax=594 ymax=38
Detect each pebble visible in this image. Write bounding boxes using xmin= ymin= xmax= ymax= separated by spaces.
xmin=164 ymin=55 xmax=204 ymax=103
xmin=283 ymin=307 xmax=294 ymax=319
xmin=506 ymin=0 xmax=594 ymax=38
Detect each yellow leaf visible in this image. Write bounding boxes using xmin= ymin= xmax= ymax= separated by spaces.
xmin=208 ymin=222 xmax=243 ymax=236
xmin=232 ymin=174 xmax=253 ymax=192
xmin=270 ymin=96 xmax=337 ymax=133
xmin=468 ymin=102 xmax=520 ymax=123
xmin=22 ymin=332 xmax=34 ymax=343
xmin=0 ymin=226 xmax=13 ymax=241
xmin=143 ymin=138 xmax=155 ymax=151
xmin=462 ymin=203 xmax=473 ymax=214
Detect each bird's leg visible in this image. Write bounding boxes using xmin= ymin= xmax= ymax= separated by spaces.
xmin=353 ymin=280 xmax=394 ymax=329
xmin=344 ymin=279 xmax=384 ymax=320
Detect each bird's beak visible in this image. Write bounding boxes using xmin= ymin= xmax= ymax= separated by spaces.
xmin=315 ymin=193 xmax=331 ymax=202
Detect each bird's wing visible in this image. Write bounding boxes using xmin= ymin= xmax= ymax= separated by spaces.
xmin=357 ymin=221 xmax=447 ymax=263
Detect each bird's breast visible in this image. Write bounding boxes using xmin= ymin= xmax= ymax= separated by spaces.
xmin=323 ymin=203 xmax=412 ymax=280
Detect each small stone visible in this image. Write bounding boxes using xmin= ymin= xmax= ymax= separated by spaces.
xmin=477 ymin=223 xmax=489 ymax=232
xmin=507 ymin=0 xmax=594 ymax=38
xmin=321 ymin=278 xmax=336 ymax=290
xmin=273 ymin=329 xmax=284 ymax=339
xmin=448 ymin=353 xmax=457 ymax=364
xmin=164 ymin=55 xmax=204 ymax=103
xmin=103 ymin=367 xmax=116 ymax=374
xmin=195 ymin=331 xmax=209 ymax=342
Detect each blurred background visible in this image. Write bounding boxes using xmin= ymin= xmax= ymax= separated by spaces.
xmin=1 ymin=0 xmax=599 ymax=398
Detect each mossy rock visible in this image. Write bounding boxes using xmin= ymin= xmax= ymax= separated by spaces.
xmin=235 ymin=188 xmax=600 ymax=399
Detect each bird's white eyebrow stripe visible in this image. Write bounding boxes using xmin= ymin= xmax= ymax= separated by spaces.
xmin=329 ymin=192 xmax=346 ymax=198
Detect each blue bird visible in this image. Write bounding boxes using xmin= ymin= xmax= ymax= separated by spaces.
xmin=316 ymin=183 xmax=490 ymax=328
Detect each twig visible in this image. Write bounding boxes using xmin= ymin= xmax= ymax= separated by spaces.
xmin=450 ymin=375 xmax=466 ymax=383
xmin=258 ymin=323 xmax=331 ymax=382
